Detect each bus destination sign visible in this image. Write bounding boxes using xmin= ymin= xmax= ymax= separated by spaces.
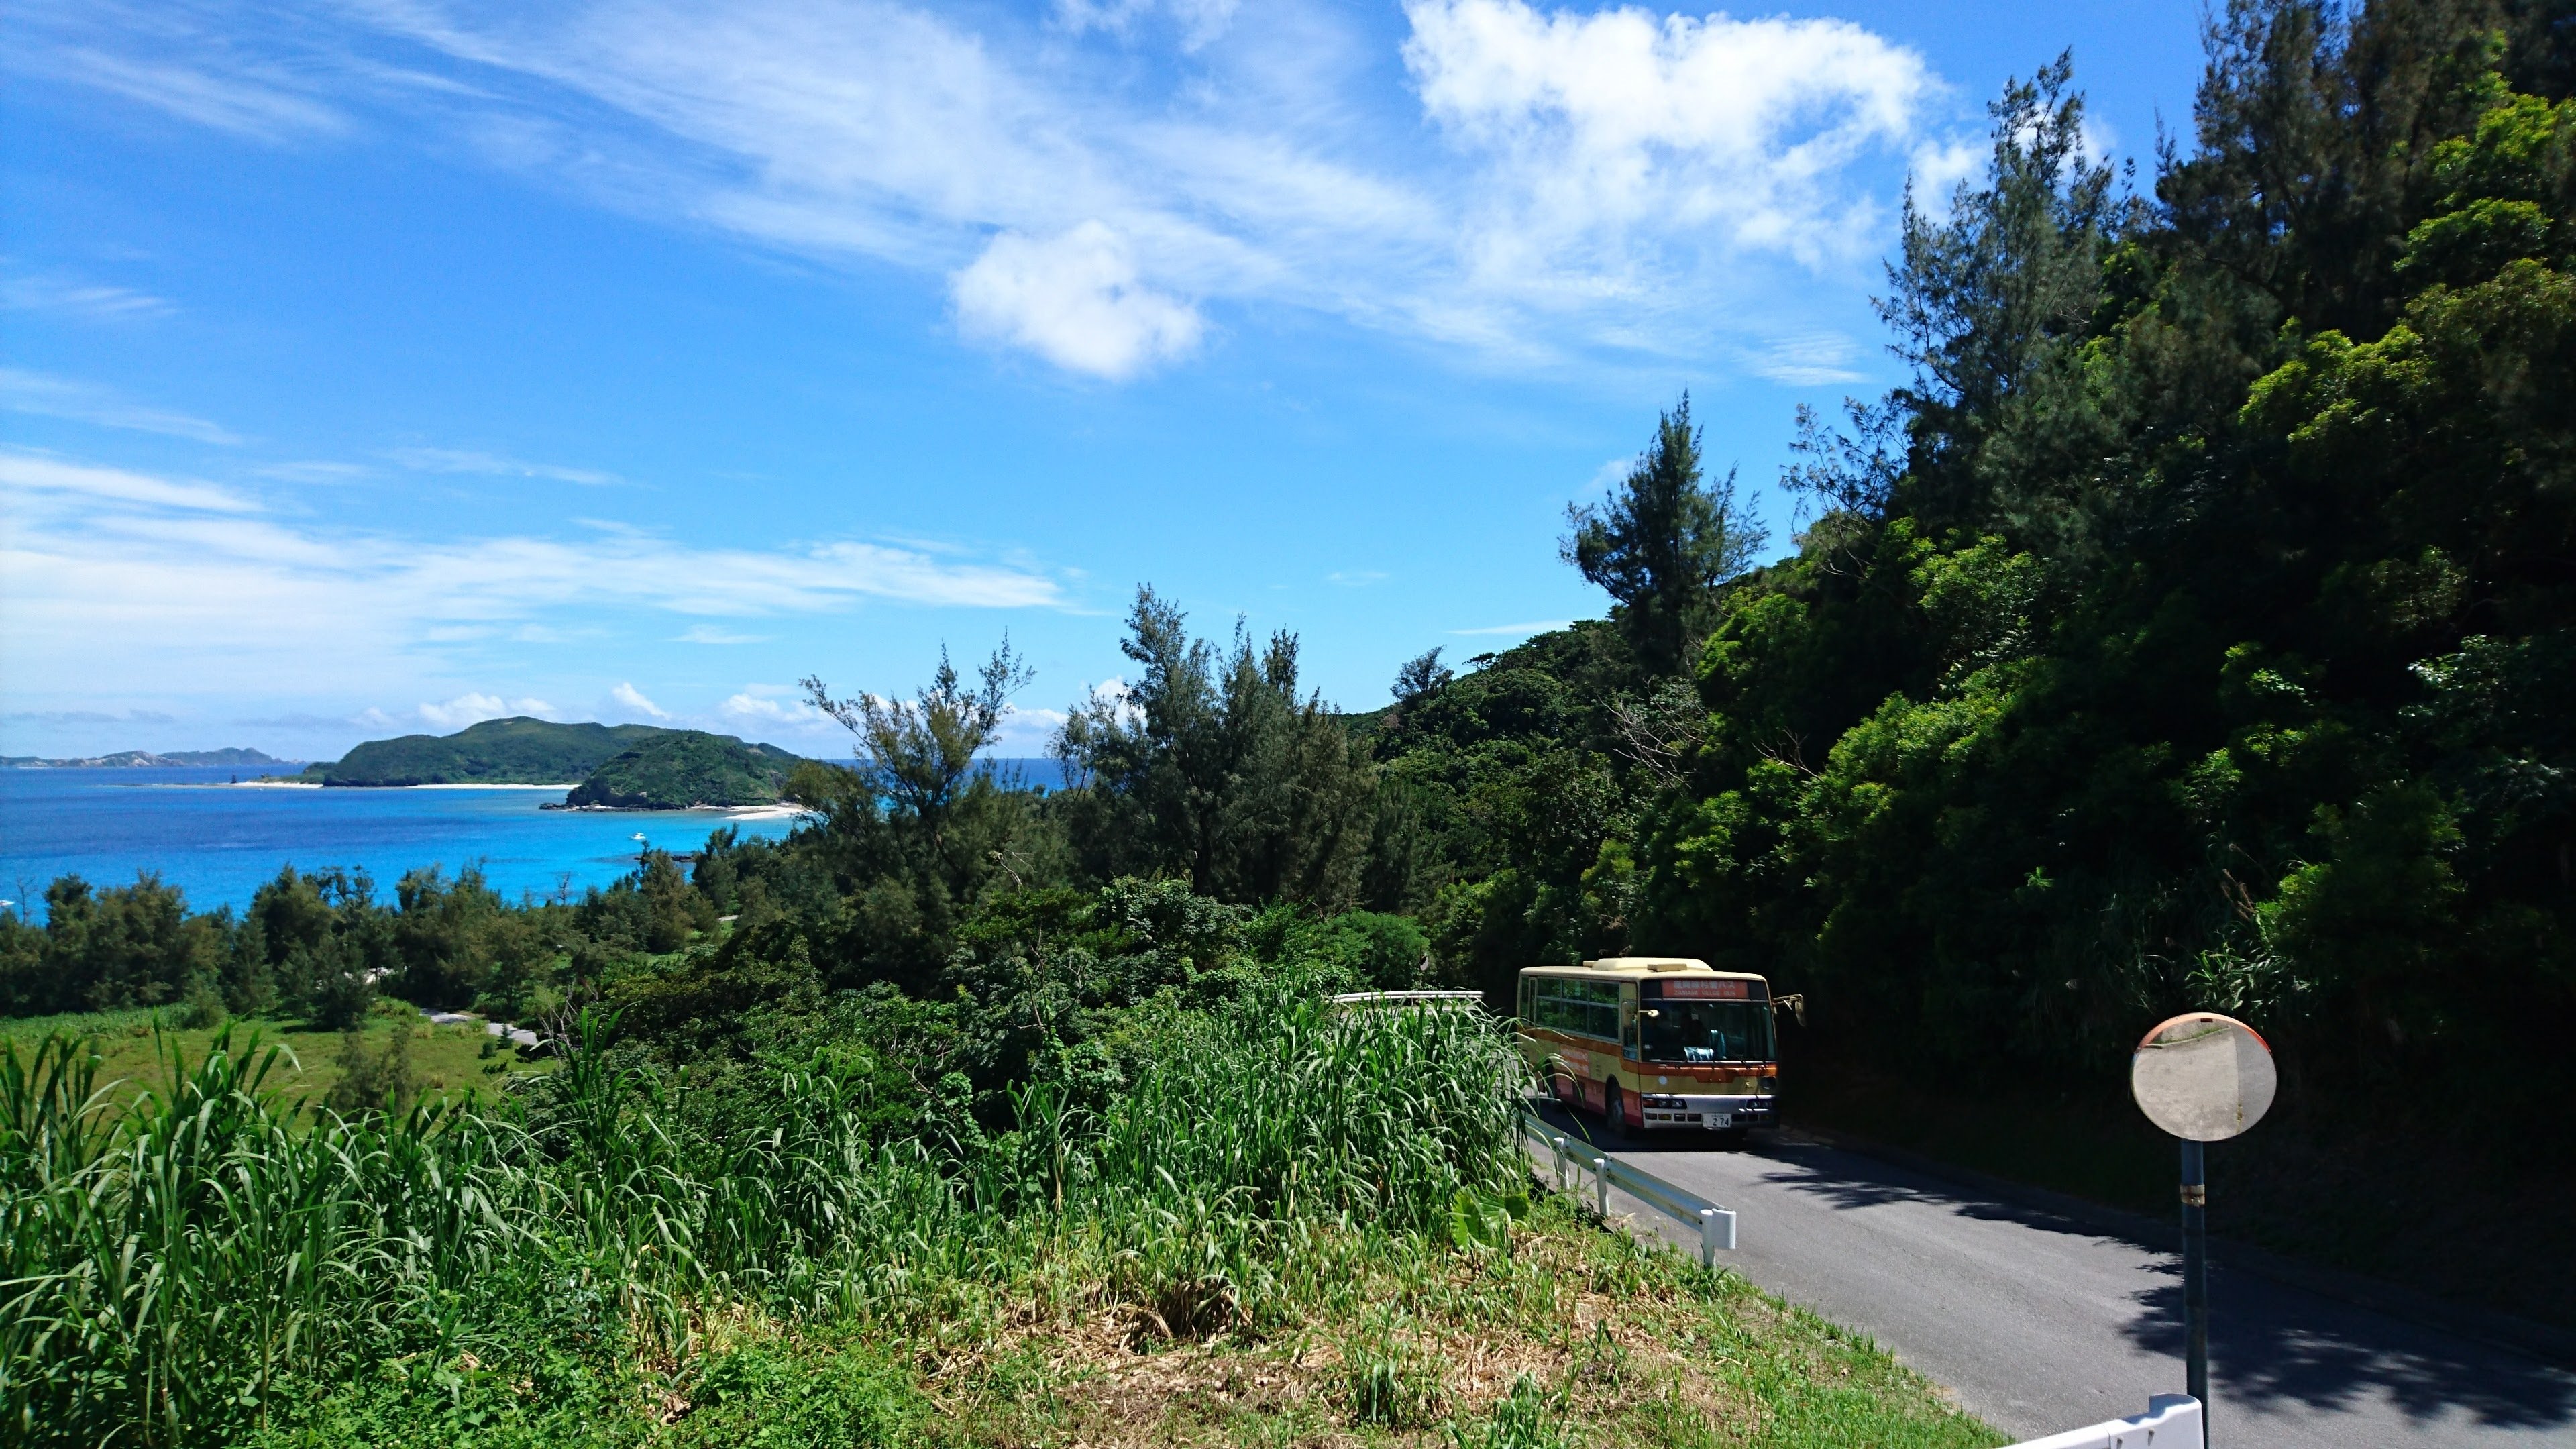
xmin=1657 ymin=979 xmax=1756 ymax=1000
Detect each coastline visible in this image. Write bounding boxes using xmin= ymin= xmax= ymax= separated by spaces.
xmin=209 ymin=778 xmax=804 ymax=818
xmin=543 ymin=801 xmax=808 ymax=818
xmin=223 ymin=780 xmax=580 ymax=790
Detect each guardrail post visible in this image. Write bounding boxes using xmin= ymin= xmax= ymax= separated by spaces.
xmin=1996 ymin=1393 xmax=2200 ymax=1449
xmin=1552 ymin=1134 xmax=1568 ymax=1192
xmin=1696 ymin=1207 xmax=1717 ymax=1269
xmin=1591 ymin=1155 xmax=1609 ymax=1219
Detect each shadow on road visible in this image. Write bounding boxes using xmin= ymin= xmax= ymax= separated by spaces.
xmin=1525 ymin=1102 xmax=2576 ymax=1434
xmin=2125 ymin=1275 xmax=2576 ymax=1432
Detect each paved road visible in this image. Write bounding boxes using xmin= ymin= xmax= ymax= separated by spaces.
xmin=1527 ymin=1110 xmax=2576 ymax=1447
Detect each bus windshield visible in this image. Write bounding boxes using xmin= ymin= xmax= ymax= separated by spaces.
xmin=1641 ymin=1000 xmax=1774 ymax=1063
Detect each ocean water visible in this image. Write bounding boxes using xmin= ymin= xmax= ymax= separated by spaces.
xmin=0 ymin=766 xmax=804 ymax=918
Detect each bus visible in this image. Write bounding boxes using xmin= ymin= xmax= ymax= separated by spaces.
xmin=1516 ymin=957 xmax=1779 ymax=1141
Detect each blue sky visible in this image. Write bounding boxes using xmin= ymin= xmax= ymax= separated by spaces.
xmin=0 ymin=0 xmax=2204 ymax=761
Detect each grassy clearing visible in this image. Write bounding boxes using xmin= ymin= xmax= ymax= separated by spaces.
xmin=227 ymin=1185 xmax=1999 ymax=1448
xmin=911 ymin=1193 xmax=2001 ymax=1449
xmin=2 ymin=999 xmax=1997 ymax=1448
xmin=0 ymin=1004 xmax=545 ymax=1111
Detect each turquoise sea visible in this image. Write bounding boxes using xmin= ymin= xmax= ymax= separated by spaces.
xmin=0 ymin=765 xmax=804 ymax=918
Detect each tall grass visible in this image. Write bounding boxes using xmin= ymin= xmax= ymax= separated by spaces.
xmin=0 ymin=997 xmax=1525 ymax=1447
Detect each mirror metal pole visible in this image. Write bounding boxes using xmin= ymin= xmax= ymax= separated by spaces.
xmin=2181 ymin=1137 xmax=2210 ymax=1434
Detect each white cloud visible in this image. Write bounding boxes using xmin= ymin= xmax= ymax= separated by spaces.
xmin=256 ymin=460 xmax=379 ymax=484
xmin=1 ymin=272 xmax=173 ymax=320
xmin=611 ymin=681 xmax=670 ymax=718
xmin=0 ymin=450 xmax=257 ymax=513
xmin=719 ymin=690 xmax=812 ymax=724
xmin=46 ymin=44 xmax=347 ymax=142
xmin=19 ymin=0 xmax=1947 ymax=378
xmin=1908 ymin=136 xmax=1986 ymax=213
xmin=953 ymin=223 xmax=1205 ymax=379
xmin=0 ymin=370 xmax=241 ymax=443
xmin=1067 ymin=676 xmax=1140 ymax=731
xmin=0 ymin=450 xmax=1070 ymax=696
xmin=1579 ymin=454 xmax=1629 ymax=496
xmin=1746 ymin=331 xmax=1862 ymax=386
xmin=5 ymin=0 xmax=355 ymax=145
xmin=1055 ymin=0 xmax=1241 ymax=50
xmin=1403 ymin=0 xmax=1933 ymax=279
xmin=990 ymin=702 xmax=1067 ymax=753
xmin=384 ymin=446 xmax=620 ymax=486
xmin=677 ymin=623 xmax=767 ymax=643
xmin=416 ymin=693 xmax=554 ymax=728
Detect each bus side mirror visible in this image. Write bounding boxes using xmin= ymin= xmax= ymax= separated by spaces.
xmin=1774 ymin=993 xmax=1807 ymax=1028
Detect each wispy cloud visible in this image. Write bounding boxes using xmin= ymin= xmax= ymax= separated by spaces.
xmin=610 ymin=682 xmax=669 ymax=719
xmin=0 ymin=450 xmax=258 ymax=513
xmin=384 ymin=446 xmax=621 ymax=486
xmin=2 ymin=708 xmax=178 ymax=726
xmin=32 ymin=19 xmax=347 ymax=142
xmin=0 ymin=370 xmax=241 ymax=444
xmin=677 ymin=624 xmax=767 ymax=644
xmin=256 ymin=460 xmax=379 ymax=484
xmin=1056 ymin=0 xmax=1242 ymax=50
xmin=1745 ymin=331 xmax=1864 ymax=386
xmin=0 ymin=449 xmax=1071 ymax=696
xmin=1 ymin=272 xmax=173 ymax=320
xmin=14 ymin=0 xmax=1951 ymax=382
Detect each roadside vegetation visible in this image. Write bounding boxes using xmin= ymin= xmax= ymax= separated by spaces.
xmin=0 ymin=998 xmax=1995 ymax=1448
xmin=5 ymin=1 xmax=2573 ymax=1439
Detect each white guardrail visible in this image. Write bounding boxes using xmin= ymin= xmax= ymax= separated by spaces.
xmin=2003 ymin=1395 xmax=2203 ymax=1449
xmin=1517 ymin=1110 xmax=2204 ymax=1449
xmin=1517 ymin=1110 xmax=1737 ymax=1268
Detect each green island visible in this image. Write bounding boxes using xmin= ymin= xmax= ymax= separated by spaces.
xmin=4 ymin=747 xmax=292 ymax=768
xmin=6 ymin=6 xmax=2575 ymax=1442
xmin=559 ymin=730 xmax=801 ymax=810
xmin=301 ymin=717 xmax=675 ymax=786
xmin=297 ymin=718 xmax=802 ymax=810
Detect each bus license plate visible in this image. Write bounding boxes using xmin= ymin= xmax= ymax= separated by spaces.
xmin=1707 ymin=1113 xmax=1731 ymax=1129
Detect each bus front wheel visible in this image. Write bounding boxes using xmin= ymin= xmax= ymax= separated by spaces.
xmin=1603 ymin=1083 xmax=1628 ymax=1136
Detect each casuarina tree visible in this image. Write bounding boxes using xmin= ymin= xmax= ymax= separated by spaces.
xmin=1561 ymin=395 xmax=1766 ymax=675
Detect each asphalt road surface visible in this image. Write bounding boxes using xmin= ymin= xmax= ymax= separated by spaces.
xmin=1525 ymin=1108 xmax=2576 ymax=1447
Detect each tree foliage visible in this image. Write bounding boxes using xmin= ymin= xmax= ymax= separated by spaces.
xmin=1562 ymin=395 xmax=1766 ymax=673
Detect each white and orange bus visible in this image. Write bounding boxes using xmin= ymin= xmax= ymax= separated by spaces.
xmin=1516 ymin=957 xmax=1778 ymax=1141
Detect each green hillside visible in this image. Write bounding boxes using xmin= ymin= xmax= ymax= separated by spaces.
xmin=312 ymin=718 xmax=670 ymax=785
xmin=561 ymin=730 xmax=798 ymax=808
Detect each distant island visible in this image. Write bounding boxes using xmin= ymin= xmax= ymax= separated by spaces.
xmin=557 ymin=731 xmax=799 ymax=810
xmin=3 ymin=747 xmax=295 ymax=768
xmin=299 ymin=717 xmax=671 ymax=786
xmin=297 ymin=716 xmax=802 ymax=810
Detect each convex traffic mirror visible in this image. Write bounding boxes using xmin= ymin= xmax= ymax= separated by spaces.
xmin=2131 ymin=1012 xmax=2276 ymax=1142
